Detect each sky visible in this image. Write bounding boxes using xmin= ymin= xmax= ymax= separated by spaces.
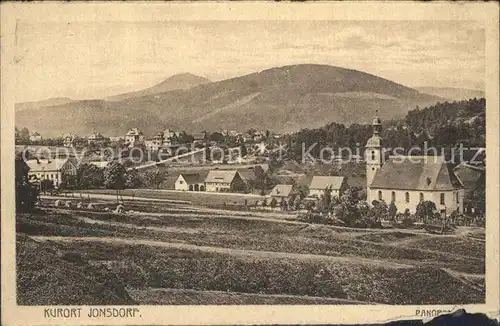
xmin=13 ymin=20 xmax=485 ymax=103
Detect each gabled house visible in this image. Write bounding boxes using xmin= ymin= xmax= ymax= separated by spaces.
xmin=125 ymin=128 xmax=144 ymax=147
xmin=269 ymin=184 xmax=293 ymax=200
xmin=25 ymin=158 xmax=77 ymax=188
xmin=175 ymin=172 xmax=208 ymax=191
xmin=88 ymin=132 xmax=105 ymax=145
xmin=29 ymin=132 xmax=42 ymax=142
xmin=308 ymin=176 xmax=347 ymax=198
xmin=204 ymin=170 xmax=245 ymax=192
xmin=192 ymin=132 xmax=207 ymax=145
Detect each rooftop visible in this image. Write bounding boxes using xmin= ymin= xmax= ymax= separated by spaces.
xmin=309 ymin=176 xmax=346 ymax=190
xmin=370 ymin=155 xmax=463 ymax=191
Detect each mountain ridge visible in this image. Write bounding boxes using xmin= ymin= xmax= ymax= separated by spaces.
xmin=16 ymin=64 xmax=443 ymax=137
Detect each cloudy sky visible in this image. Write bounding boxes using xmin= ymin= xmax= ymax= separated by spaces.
xmin=13 ymin=20 xmax=484 ymax=103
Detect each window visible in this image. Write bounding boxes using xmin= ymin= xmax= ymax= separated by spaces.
xmin=456 ymin=192 xmax=459 ymax=203
xmin=440 ymin=193 xmax=445 ymax=205
xmin=371 ymin=151 xmax=375 ymax=161
xmin=419 ymin=193 xmax=424 ymax=202
xmin=378 ymin=191 xmax=383 ymax=201
xmin=391 ymin=191 xmax=396 ymax=202
xmin=405 ymin=192 xmax=410 ymax=203
xmin=372 ymin=167 xmax=375 ymax=171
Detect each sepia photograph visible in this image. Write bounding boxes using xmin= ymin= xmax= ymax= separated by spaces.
xmin=1 ymin=2 xmax=499 ymax=326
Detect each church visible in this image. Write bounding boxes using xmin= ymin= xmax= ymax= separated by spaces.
xmin=365 ymin=114 xmax=464 ymax=215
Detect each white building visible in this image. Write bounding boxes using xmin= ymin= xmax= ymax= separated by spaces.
xmin=26 ymin=158 xmax=77 ymax=188
xmin=308 ymin=176 xmax=347 ymax=198
xmin=204 ymin=170 xmax=246 ymax=192
xmin=174 ymin=173 xmax=207 ymax=191
xmin=125 ymin=128 xmax=144 ymax=147
xmin=269 ymin=184 xmax=293 ymax=200
xmin=365 ymin=114 xmax=464 ymax=215
xmin=29 ymin=132 xmax=42 ymax=142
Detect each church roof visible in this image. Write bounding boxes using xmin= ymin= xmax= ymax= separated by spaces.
xmin=369 ymin=156 xmax=463 ymax=191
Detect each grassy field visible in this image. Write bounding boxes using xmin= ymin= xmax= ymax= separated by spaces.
xmin=78 ymin=188 xmax=265 ymax=206
xmin=17 ymin=200 xmax=485 ymax=305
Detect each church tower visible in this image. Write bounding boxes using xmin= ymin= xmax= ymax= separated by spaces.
xmin=365 ymin=111 xmax=383 ymax=189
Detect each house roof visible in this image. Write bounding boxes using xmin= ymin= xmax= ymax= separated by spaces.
xmin=205 ymin=170 xmax=241 ymax=184
xmin=309 ymin=176 xmax=346 ymax=190
xmin=453 ymin=163 xmax=485 ymax=191
xmin=269 ymin=184 xmax=293 ymax=197
xmin=370 ymin=156 xmax=464 ymax=191
xmin=26 ymin=158 xmax=73 ymax=172
xmin=126 ymin=128 xmax=143 ymax=136
xmin=192 ymin=132 xmax=206 ymax=141
xmin=179 ymin=172 xmax=208 ymax=184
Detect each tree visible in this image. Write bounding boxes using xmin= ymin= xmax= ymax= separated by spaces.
xmin=388 ymin=201 xmax=398 ymax=220
xmin=262 ymin=198 xmax=268 ymax=207
xmin=208 ymin=132 xmax=225 ymax=143
xmin=142 ymin=169 xmax=167 ymax=189
xmin=40 ymin=179 xmax=55 ymax=193
xmin=104 ymin=161 xmax=126 ymax=202
xmin=292 ymin=183 xmax=309 ymax=199
xmin=76 ymin=163 xmax=105 ymax=189
xmin=415 ymin=200 xmax=437 ymax=221
xmin=20 ymin=127 xmax=30 ymax=142
xmin=371 ymin=200 xmax=389 ymax=221
xmin=240 ymin=144 xmax=248 ymax=158
xmin=318 ymin=186 xmax=333 ymax=214
xmin=280 ymin=198 xmax=288 ymax=211
xmin=15 ymin=153 xmax=39 ymax=212
xmin=292 ymin=196 xmax=302 ymax=210
xmin=125 ymin=168 xmax=143 ymax=188
xmin=270 ymin=197 xmax=278 ymax=209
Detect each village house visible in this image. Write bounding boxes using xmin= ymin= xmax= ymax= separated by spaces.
xmin=174 ymin=173 xmax=207 ymax=191
xmin=365 ymin=114 xmax=464 ymax=215
xmin=204 ymin=170 xmax=246 ymax=192
xmin=192 ymin=132 xmax=207 ymax=145
xmin=63 ymin=133 xmax=77 ymax=147
xmin=125 ymin=128 xmax=144 ymax=147
xmin=29 ymin=132 xmax=42 ymax=142
xmin=87 ymin=132 xmax=105 ymax=145
xmin=308 ymin=176 xmax=348 ymax=198
xmin=151 ymin=132 xmax=164 ymax=150
xmin=269 ymin=184 xmax=293 ymax=201
xmin=162 ymin=129 xmax=182 ymax=146
xmin=25 ymin=157 xmax=77 ymax=188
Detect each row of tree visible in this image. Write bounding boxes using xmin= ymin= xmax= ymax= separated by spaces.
xmin=59 ymin=162 xmax=168 ymax=191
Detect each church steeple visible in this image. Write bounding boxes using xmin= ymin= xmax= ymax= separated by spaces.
xmin=371 ymin=109 xmax=382 ymax=135
xmin=365 ymin=110 xmax=383 ymax=189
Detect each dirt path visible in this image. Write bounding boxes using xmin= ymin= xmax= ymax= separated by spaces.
xmin=32 ymin=235 xmax=414 ymax=269
xmin=440 ymin=268 xmax=485 ymax=293
xmin=75 ymin=215 xmax=200 ymax=234
xmin=128 ymin=287 xmax=374 ymax=305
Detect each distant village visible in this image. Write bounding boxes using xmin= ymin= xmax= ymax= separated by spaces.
xmin=15 ymin=111 xmax=486 ymax=225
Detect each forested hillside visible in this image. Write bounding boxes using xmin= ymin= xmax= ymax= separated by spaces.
xmin=286 ymin=98 xmax=486 ymax=161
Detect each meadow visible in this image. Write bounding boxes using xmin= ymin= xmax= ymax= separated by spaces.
xmin=16 ymin=197 xmax=485 ymax=305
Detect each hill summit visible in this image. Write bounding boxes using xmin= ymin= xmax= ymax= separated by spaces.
xmin=105 ymin=73 xmax=211 ymax=101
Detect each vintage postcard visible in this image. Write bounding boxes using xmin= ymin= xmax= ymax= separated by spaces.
xmin=1 ymin=2 xmax=499 ymax=325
